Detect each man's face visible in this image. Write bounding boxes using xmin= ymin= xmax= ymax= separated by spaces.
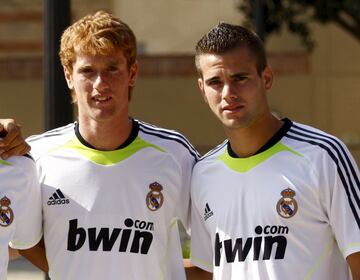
xmin=197 ymin=47 xmax=273 ymax=131
xmin=64 ymin=48 xmax=137 ymax=124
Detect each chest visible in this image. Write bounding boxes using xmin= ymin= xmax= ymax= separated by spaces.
xmin=0 ymin=188 xmax=26 ymax=239
xmin=39 ymin=150 xmax=182 ymax=228
xmin=194 ymin=160 xmax=324 ymax=237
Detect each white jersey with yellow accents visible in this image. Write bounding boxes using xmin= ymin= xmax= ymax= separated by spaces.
xmin=27 ymin=119 xmax=198 ymax=280
xmin=0 ymin=156 xmax=42 ymax=279
xmin=190 ymin=119 xmax=360 ymax=280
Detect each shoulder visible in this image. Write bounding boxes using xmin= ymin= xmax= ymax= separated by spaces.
xmin=27 ymin=123 xmax=75 ymax=159
xmin=0 ymin=155 xmax=38 ymax=185
xmin=284 ymin=121 xmax=351 ymax=159
xmin=192 ymin=140 xmax=228 ymax=175
xmin=197 ymin=140 xmax=228 ymax=163
xmin=1 ymin=155 xmax=35 ymax=169
xmin=136 ymin=119 xmax=199 ymax=161
xmin=283 ymin=121 xmax=357 ymax=179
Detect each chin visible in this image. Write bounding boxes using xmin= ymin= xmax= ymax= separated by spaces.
xmin=223 ymin=119 xmax=250 ymax=130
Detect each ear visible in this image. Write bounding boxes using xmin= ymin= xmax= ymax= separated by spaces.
xmin=128 ymin=61 xmax=138 ymax=87
xmin=198 ymin=78 xmax=208 ymax=104
xmin=262 ymin=66 xmax=273 ymax=91
xmin=63 ymin=66 xmax=74 ymax=90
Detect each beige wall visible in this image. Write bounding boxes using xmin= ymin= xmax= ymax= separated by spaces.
xmin=0 ymin=80 xmax=43 ymax=137
xmin=116 ymin=0 xmax=360 ymax=161
xmin=1 ymin=0 xmax=360 ymax=164
xmin=130 ymin=77 xmax=224 ymax=154
xmin=114 ymin=0 xmax=243 ymax=54
xmin=312 ymin=23 xmax=360 ymax=156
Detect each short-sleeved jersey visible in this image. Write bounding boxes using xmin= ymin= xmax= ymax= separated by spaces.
xmin=27 ymin=119 xmax=198 ymax=280
xmin=0 ymin=156 xmax=42 ymax=279
xmin=190 ymin=119 xmax=360 ymax=280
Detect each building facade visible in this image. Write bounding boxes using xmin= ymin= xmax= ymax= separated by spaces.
xmin=1 ymin=0 xmax=359 ymax=162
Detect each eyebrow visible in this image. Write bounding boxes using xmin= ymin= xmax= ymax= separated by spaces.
xmin=204 ymin=71 xmax=251 ymax=83
xmin=230 ymin=72 xmax=250 ymax=78
xmin=77 ymin=64 xmax=92 ymax=71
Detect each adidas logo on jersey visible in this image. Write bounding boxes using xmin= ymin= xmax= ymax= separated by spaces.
xmin=47 ymin=189 xmax=70 ymax=206
xmin=204 ymin=203 xmax=213 ymax=221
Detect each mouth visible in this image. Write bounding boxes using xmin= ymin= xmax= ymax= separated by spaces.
xmin=222 ymin=103 xmax=244 ymax=113
xmin=92 ymin=96 xmax=112 ymax=103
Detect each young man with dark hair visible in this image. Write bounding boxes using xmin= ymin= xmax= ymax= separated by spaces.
xmin=190 ymin=22 xmax=360 ymax=279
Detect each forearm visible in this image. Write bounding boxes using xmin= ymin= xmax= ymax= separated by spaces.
xmin=18 ymin=239 xmax=48 ymax=273
xmin=184 ymin=259 xmax=212 ymax=280
xmin=347 ymin=252 xmax=360 ymax=280
xmin=8 ymin=247 xmax=20 ymax=261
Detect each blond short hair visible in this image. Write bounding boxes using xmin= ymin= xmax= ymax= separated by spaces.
xmin=59 ymin=10 xmax=137 ymax=71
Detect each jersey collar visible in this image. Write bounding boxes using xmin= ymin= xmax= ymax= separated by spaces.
xmin=74 ymin=119 xmax=139 ymax=150
xmin=227 ymin=118 xmax=293 ymax=158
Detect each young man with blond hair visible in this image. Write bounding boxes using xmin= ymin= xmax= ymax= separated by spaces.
xmin=16 ymin=11 xmax=199 ymax=279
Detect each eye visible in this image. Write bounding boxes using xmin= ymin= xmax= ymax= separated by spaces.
xmin=233 ymin=75 xmax=248 ymax=82
xmin=107 ymin=65 xmax=119 ymax=72
xmin=78 ymin=67 xmax=94 ymax=74
xmin=207 ymin=79 xmax=222 ymax=86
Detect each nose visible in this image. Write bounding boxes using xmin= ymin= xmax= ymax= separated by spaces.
xmin=93 ymin=72 xmax=109 ymax=91
xmin=222 ymin=83 xmax=238 ymax=101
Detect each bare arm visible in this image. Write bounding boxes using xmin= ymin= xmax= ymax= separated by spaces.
xmin=347 ymin=252 xmax=360 ymax=280
xmin=8 ymin=247 xmax=20 ymax=261
xmin=0 ymin=119 xmax=30 ymax=159
xmin=184 ymin=259 xmax=212 ymax=280
xmin=18 ymin=238 xmax=48 ymax=273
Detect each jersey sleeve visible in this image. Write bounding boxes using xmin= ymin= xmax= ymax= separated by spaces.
xmin=190 ymin=172 xmax=213 ymax=272
xmin=175 ymin=150 xmax=197 ymax=233
xmin=320 ymin=141 xmax=360 ymax=259
xmin=9 ymin=158 xmax=42 ymax=249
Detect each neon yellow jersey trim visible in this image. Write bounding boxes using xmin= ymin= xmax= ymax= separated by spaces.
xmin=218 ymin=141 xmax=302 ymax=173
xmin=0 ymin=159 xmax=11 ymax=166
xmin=49 ymin=136 xmax=165 ymax=166
xmin=303 ymin=237 xmax=335 ymax=280
xmin=160 ymin=217 xmax=180 ymax=280
xmin=341 ymin=242 xmax=360 ymax=254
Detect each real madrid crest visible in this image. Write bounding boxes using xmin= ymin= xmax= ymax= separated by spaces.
xmin=0 ymin=196 xmax=14 ymax=227
xmin=146 ymin=182 xmax=164 ymax=211
xmin=276 ymin=188 xmax=298 ymax=218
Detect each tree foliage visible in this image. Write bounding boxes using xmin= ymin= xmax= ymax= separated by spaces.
xmin=239 ymin=0 xmax=360 ymax=51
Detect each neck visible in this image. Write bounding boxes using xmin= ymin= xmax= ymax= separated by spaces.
xmin=78 ymin=117 xmax=133 ymax=151
xmin=225 ymin=113 xmax=283 ymax=158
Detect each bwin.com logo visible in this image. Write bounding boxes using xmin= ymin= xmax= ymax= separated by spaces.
xmin=214 ymin=224 xmax=289 ymax=265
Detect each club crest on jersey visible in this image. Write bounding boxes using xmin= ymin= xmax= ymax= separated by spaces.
xmin=276 ymin=188 xmax=298 ymax=218
xmin=0 ymin=196 xmax=14 ymax=227
xmin=146 ymin=182 xmax=164 ymax=211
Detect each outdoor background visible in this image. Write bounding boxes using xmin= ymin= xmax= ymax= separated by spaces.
xmin=2 ymin=0 xmax=360 ymax=278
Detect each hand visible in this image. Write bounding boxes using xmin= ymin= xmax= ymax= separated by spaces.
xmin=0 ymin=119 xmax=30 ymax=159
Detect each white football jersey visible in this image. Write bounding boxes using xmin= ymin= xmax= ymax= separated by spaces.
xmin=191 ymin=119 xmax=360 ymax=280
xmin=0 ymin=156 xmax=42 ymax=279
xmin=28 ymin=119 xmax=198 ymax=280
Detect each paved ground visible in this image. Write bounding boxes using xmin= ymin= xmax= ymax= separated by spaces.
xmin=8 ymin=257 xmax=44 ymax=280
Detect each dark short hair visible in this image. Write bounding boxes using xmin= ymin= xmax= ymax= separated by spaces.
xmin=195 ymin=22 xmax=267 ymax=76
